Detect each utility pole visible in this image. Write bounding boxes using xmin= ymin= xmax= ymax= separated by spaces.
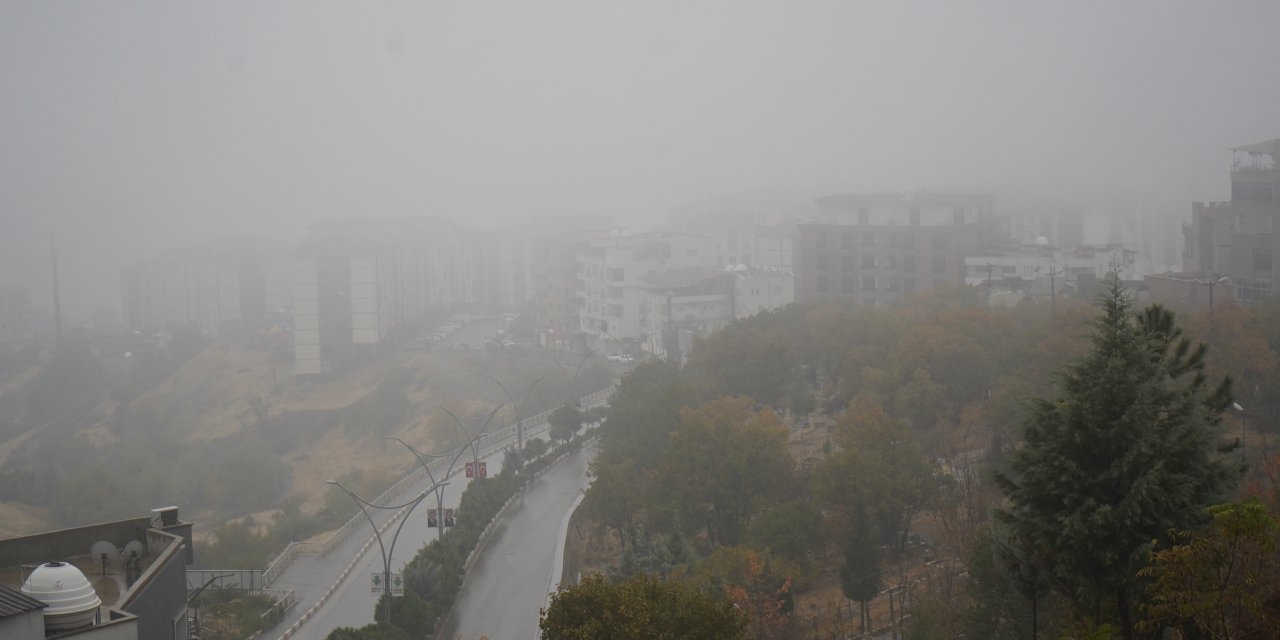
xmin=1046 ymin=268 xmax=1063 ymax=321
xmin=50 ymin=233 xmax=63 ymax=347
xmin=985 ymin=263 xmax=993 ymax=306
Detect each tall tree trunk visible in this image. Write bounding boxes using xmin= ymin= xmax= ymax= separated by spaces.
xmin=1117 ymin=587 xmax=1133 ymax=640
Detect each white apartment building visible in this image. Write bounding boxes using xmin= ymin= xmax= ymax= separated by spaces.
xmin=577 ymin=233 xmax=716 ymax=351
xmin=732 ymin=265 xmax=795 ymax=318
xmin=964 ymin=242 xmax=1139 ymax=299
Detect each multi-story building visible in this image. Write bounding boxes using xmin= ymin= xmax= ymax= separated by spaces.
xmin=964 ymin=242 xmax=1138 ymax=297
xmin=1183 ymin=138 xmax=1280 ymax=303
xmin=636 ymin=265 xmax=795 ymax=361
xmin=796 ymin=192 xmax=1002 ymax=306
xmin=527 ymin=216 xmax=614 ymax=349
xmin=576 ymin=233 xmax=716 ymax=351
xmin=121 ymin=236 xmax=291 ymax=337
xmin=0 ymin=285 xmax=32 ymax=350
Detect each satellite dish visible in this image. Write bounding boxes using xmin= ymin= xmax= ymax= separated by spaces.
xmin=90 ymin=540 xmax=119 ymax=574
xmin=122 ymin=540 xmax=145 ymax=560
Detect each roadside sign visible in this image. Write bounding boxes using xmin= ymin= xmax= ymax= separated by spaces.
xmin=371 ymin=572 xmax=384 ymax=595
xmin=465 ymin=462 xmax=474 ymax=478
xmin=391 ymin=573 xmax=404 ymax=597
xmin=477 ymin=461 xmax=487 ymax=478
xmin=428 ymin=508 xmax=439 ymax=528
xmin=444 ymin=508 xmax=456 ymax=527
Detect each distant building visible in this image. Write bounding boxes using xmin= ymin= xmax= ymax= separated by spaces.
xmin=0 ymin=285 xmax=32 ymax=350
xmin=576 ymin=233 xmax=716 ymax=352
xmin=796 ymin=192 xmax=1003 ymax=306
xmin=527 ymin=215 xmax=614 ymax=349
xmin=290 ymin=237 xmax=412 ymax=376
xmin=637 ymin=265 xmax=795 ymax=361
xmin=0 ymin=507 xmax=194 ymax=640
xmin=1183 ymin=139 xmax=1280 ymax=303
xmin=964 ymin=242 xmax=1138 ymax=299
xmin=121 ymin=236 xmax=291 ymax=337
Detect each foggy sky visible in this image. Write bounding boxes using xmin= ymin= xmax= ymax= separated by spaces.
xmin=3 ymin=1 xmax=1279 ymax=316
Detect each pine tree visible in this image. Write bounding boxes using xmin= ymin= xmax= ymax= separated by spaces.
xmin=841 ymin=500 xmax=881 ymax=636
xmin=995 ymin=273 xmax=1242 ymax=640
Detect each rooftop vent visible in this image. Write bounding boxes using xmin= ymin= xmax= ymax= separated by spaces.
xmin=152 ymin=506 xmax=179 ymax=527
xmin=21 ymin=562 xmax=101 ymax=633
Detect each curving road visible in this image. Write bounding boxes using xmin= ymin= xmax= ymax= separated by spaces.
xmin=438 ymin=440 xmax=596 ymax=640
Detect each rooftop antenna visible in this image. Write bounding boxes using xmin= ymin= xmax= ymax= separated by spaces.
xmin=50 ymin=233 xmax=64 ymax=347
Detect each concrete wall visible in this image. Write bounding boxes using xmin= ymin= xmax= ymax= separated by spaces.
xmin=0 ymin=518 xmax=151 ymax=570
xmin=0 ymin=609 xmax=44 ymax=640
xmin=121 ymin=530 xmax=189 ymax=640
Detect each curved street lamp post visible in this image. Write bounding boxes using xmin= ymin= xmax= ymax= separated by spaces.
xmin=484 ymin=373 xmax=548 ymax=453
xmin=325 ymin=477 xmax=449 ymax=624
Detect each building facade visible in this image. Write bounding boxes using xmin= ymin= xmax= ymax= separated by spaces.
xmin=121 ymin=237 xmax=291 ymax=337
xmin=796 ymin=192 xmax=1000 ymax=306
xmin=1183 ymin=139 xmax=1280 ymax=303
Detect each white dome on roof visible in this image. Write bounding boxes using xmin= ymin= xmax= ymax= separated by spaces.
xmin=22 ymin=562 xmax=101 ymax=632
xmin=1035 ymin=235 xmax=1049 ymax=246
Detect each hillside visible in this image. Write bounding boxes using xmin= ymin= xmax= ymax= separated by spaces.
xmin=0 ymin=338 xmax=608 ymax=540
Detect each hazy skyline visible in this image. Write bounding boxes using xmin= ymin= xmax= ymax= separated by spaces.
xmin=3 ymin=1 xmax=1279 ymax=315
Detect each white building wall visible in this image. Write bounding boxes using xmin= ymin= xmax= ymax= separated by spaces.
xmin=290 ymin=258 xmax=323 ymax=376
xmin=349 ymin=256 xmax=381 ymax=345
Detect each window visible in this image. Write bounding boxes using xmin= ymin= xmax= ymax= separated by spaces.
xmin=861 ymin=254 xmax=877 ymax=269
xmin=904 ymin=257 xmax=916 ymax=273
xmin=932 ymin=254 xmax=947 ymax=274
xmin=816 ymin=274 xmax=829 ymax=293
xmin=607 ymin=267 xmax=624 ymax=281
xmin=1254 ymin=248 xmax=1273 ymax=273
xmin=842 ymin=276 xmax=856 ymax=294
xmin=902 ymin=233 xmax=915 ymax=251
xmin=816 ymin=234 xmax=828 ymax=249
xmin=1002 ymin=265 xmax=1016 ymax=275
xmin=858 ymin=208 xmax=869 ymax=225
xmin=932 ymin=235 xmax=946 ymax=252
xmin=909 ymin=208 xmax=920 ymax=225
xmin=861 ymin=233 xmax=874 ymax=246
xmin=817 ymin=253 xmax=830 ymax=271
xmin=842 ymin=254 xmax=855 ymax=272
xmin=862 ymin=276 xmax=877 ymax=291
xmin=841 ymin=231 xmax=854 ymax=251
xmin=883 ymin=255 xmax=897 ymax=269
xmin=952 ymin=206 xmax=965 ymax=225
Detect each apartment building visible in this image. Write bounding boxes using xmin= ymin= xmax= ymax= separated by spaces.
xmin=527 ymin=215 xmax=614 ymax=349
xmin=120 ymin=236 xmax=291 ymax=337
xmin=964 ymin=242 xmax=1138 ymax=296
xmin=796 ymin=192 xmax=1000 ymax=306
xmin=1183 ymin=138 xmax=1280 ymax=303
xmin=576 ymin=233 xmax=715 ymax=351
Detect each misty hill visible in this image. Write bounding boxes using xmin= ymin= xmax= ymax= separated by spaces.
xmin=0 ymin=334 xmax=609 ymax=540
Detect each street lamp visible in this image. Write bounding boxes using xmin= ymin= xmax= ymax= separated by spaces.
xmin=325 ymin=477 xmax=448 ymax=623
xmin=435 ymin=404 xmax=505 ymax=476
xmin=485 ymin=373 xmax=548 ymax=452
xmin=385 ymin=435 xmax=476 ymax=537
xmin=1195 ymin=275 xmax=1231 ymax=315
xmin=1234 ymin=402 xmax=1246 ymax=461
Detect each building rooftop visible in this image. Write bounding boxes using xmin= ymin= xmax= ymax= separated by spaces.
xmin=815 ymin=191 xmax=995 ymax=207
xmin=0 ymin=583 xmax=45 ymax=618
xmin=1233 ymin=138 xmax=1280 ymax=155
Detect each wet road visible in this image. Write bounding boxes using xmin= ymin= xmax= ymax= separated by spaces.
xmin=439 ymin=441 xmax=596 ymax=640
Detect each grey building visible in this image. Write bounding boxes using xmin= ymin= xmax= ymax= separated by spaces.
xmin=1183 ymin=139 xmax=1280 ymax=303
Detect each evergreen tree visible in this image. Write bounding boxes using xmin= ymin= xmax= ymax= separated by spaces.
xmin=841 ymin=500 xmax=881 ymax=636
xmin=995 ymin=274 xmax=1242 ymax=639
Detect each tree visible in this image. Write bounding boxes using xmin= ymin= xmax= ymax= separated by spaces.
xmin=816 ymin=397 xmax=935 ymax=557
xmin=1141 ymin=499 xmax=1280 ymax=639
xmin=657 ymin=397 xmax=793 ymax=547
xmin=540 ymin=573 xmax=748 ymax=639
xmin=841 ymin=501 xmax=881 ymax=637
xmin=995 ymin=275 xmax=1243 ymax=639
xmin=549 ymin=403 xmax=583 ymax=444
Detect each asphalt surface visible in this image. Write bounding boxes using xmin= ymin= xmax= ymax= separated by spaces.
xmin=265 ymin=438 xmax=511 ymax=639
xmin=438 ymin=440 xmax=596 ymax=640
